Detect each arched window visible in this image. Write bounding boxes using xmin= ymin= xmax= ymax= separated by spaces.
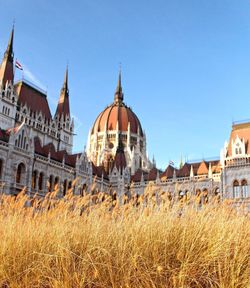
xmin=63 ymin=179 xmax=67 ymax=196
xmin=54 ymin=177 xmax=59 ymax=190
xmin=38 ymin=172 xmax=43 ymax=191
xmin=233 ymin=180 xmax=240 ymax=198
xmin=214 ymin=187 xmax=220 ymax=195
xmin=68 ymin=181 xmax=72 ymax=190
xmin=16 ymin=163 xmax=25 ymax=184
xmin=203 ymin=188 xmax=209 ymax=204
xmin=196 ymin=189 xmax=201 ymax=196
xmin=184 ymin=190 xmax=191 ymax=201
xmin=23 ymin=137 xmax=26 ymax=150
xmin=195 ymin=189 xmax=202 ymax=205
xmin=81 ymin=183 xmax=87 ymax=197
xmin=48 ymin=175 xmax=54 ymax=192
xmin=32 ymin=170 xmax=38 ymax=189
xmin=241 ymin=180 xmax=248 ymax=198
xmin=213 ymin=187 xmax=220 ymax=203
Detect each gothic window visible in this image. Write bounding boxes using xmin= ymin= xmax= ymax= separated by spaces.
xmin=68 ymin=181 xmax=72 ymax=190
xmin=38 ymin=172 xmax=43 ymax=191
xmin=23 ymin=137 xmax=27 ymax=150
xmin=16 ymin=163 xmax=25 ymax=184
xmin=185 ymin=190 xmax=191 ymax=201
xmin=21 ymin=131 xmax=24 ymax=148
xmin=54 ymin=177 xmax=59 ymax=190
xmin=48 ymin=175 xmax=54 ymax=192
xmin=18 ymin=135 xmax=21 ymax=147
xmin=214 ymin=187 xmax=220 ymax=195
xmin=203 ymin=188 xmax=209 ymax=204
xmin=196 ymin=189 xmax=202 ymax=205
xmin=32 ymin=170 xmax=38 ymax=189
xmin=241 ymin=180 xmax=248 ymax=198
xmin=81 ymin=184 xmax=87 ymax=196
xmin=63 ymin=179 xmax=67 ymax=196
xmin=233 ymin=180 xmax=240 ymax=198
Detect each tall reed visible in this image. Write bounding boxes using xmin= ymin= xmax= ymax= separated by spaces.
xmin=0 ymin=186 xmax=249 ymax=288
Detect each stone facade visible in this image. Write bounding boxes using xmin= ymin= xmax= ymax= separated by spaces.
xmin=0 ymin=28 xmax=249 ymax=208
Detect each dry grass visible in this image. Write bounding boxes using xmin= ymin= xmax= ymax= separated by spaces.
xmin=0 ymin=186 xmax=249 ymax=288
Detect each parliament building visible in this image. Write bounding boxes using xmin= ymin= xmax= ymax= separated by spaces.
xmin=0 ymin=28 xmax=249 ymax=206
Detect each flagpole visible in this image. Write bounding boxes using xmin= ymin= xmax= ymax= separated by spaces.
xmin=14 ymin=58 xmax=17 ymax=82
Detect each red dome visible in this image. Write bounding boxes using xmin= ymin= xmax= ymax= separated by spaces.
xmin=91 ymin=102 xmax=143 ymax=136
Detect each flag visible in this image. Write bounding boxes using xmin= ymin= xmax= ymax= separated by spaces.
xmin=15 ymin=60 xmax=23 ymax=70
xmin=169 ymin=160 xmax=174 ymax=166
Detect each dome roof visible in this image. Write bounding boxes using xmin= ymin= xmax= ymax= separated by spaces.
xmin=92 ymin=103 xmax=143 ymax=136
xmin=91 ymin=72 xmax=143 ymax=136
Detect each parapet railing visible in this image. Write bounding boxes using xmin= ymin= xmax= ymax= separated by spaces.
xmin=225 ymin=155 xmax=250 ymax=168
xmin=132 ymin=173 xmax=221 ymax=187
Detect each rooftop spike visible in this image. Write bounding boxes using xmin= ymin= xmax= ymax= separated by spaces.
xmin=114 ymin=69 xmax=124 ymax=104
xmin=0 ymin=27 xmax=14 ymax=86
xmin=55 ymin=66 xmax=70 ymax=120
xmin=6 ymin=27 xmax=14 ymax=61
xmin=63 ymin=65 xmax=68 ymax=91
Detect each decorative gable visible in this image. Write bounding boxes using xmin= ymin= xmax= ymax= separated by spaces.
xmin=232 ymin=135 xmax=246 ymax=157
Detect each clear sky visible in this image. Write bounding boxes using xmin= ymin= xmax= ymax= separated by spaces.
xmin=1 ymin=0 xmax=250 ymax=169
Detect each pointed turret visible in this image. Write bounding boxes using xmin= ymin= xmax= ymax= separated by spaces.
xmin=113 ymin=134 xmax=127 ymax=172
xmin=0 ymin=27 xmax=14 ymax=86
xmin=55 ymin=66 xmax=70 ymax=120
xmin=114 ymin=70 xmax=124 ymax=104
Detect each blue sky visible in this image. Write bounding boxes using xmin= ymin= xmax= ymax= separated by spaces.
xmin=1 ymin=0 xmax=250 ymax=169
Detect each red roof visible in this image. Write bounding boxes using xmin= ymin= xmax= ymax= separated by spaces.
xmin=197 ymin=161 xmax=208 ymax=175
xmin=92 ymin=103 xmax=143 ymax=136
xmin=160 ymin=165 xmax=174 ymax=179
xmin=227 ymin=122 xmax=250 ymax=156
xmin=147 ymin=167 xmax=159 ymax=181
xmin=15 ymin=81 xmax=52 ymax=120
xmin=131 ymin=169 xmax=144 ymax=182
xmin=34 ymin=137 xmax=80 ymax=167
xmin=177 ymin=163 xmax=191 ymax=177
xmin=91 ymin=163 xmax=109 ymax=179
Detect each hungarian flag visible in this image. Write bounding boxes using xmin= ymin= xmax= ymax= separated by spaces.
xmin=15 ymin=60 xmax=23 ymax=70
xmin=169 ymin=160 xmax=174 ymax=166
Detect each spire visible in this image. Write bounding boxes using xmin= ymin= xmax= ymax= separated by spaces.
xmin=179 ymin=155 xmax=183 ymax=169
xmin=114 ymin=69 xmax=124 ymax=104
xmin=55 ymin=66 xmax=70 ymax=120
xmin=0 ymin=27 xmax=14 ymax=86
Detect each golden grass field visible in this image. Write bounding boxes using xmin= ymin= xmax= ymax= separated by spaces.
xmin=0 ymin=183 xmax=249 ymax=288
